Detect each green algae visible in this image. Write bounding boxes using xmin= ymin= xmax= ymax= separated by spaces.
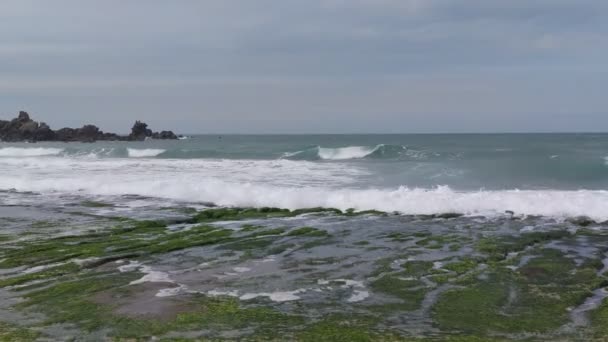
xmin=4 ymin=206 xmax=608 ymax=341
xmin=434 ymin=247 xmax=605 ymax=336
xmin=193 ymin=207 xmax=384 ymax=223
xmin=81 ymin=200 xmax=114 ymax=208
xmin=401 ymin=260 xmax=435 ymax=277
xmin=370 ymin=275 xmax=427 ymax=310
xmin=590 ymin=298 xmax=608 ymax=338
xmin=354 ymin=240 xmax=370 ymax=246
xmin=292 ymin=314 xmax=395 ymax=342
xmin=246 ymin=227 xmax=287 ymax=237
xmin=17 ymin=272 xmax=303 ymax=340
xmin=476 ymin=230 xmax=571 ymax=261
xmin=0 ymin=322 xmax=40 ymax=341
xmin=0 ymin=262 xmax=81 ymax=288
xmin=443 ymin=258 xmax=480 ymax=275
xmin=0 ymin=220 xmax=233 ymax=269
xmin=385 ymin=232 xmax=413 ymax=242
xmin=240 ymin=224 xmax=264 ymax=232
xmin=287 ymin=227 xmax=329 ymax=237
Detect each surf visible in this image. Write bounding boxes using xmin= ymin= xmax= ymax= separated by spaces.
xmin=283 ymin=144 xmax=406 ymax=161
xmin=0 ymin=147 xmax=64 ymax=157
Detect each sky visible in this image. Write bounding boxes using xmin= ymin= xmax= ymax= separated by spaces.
xmin=1 ymin=0 xmax=607 ymax=133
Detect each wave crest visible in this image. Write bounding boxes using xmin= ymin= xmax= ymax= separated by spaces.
xmin=126 ymin=148 xmax=166 ymax=158
xmin=2 ymin=168 xmax=608 ymax=221
xmin=284 ymin=144 xmax=406 ymax=161
xmin=0 ymin=147 xmax=64 ymax=157
xmin=318 ymin=146 xmax=378 ymax=160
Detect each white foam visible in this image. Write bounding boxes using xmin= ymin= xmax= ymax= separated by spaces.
xmin=156 ymin=285 xmax=187 ymax=297
xmin=118 ymin=261 xmax=141 ymax=273
xmin=239 ymin=290 xmax=304 ymax=302
xmin=126 ymin=148 xmax=166 ymax=158
xmin=72 ymin=257 xmax=100 ymax=266
xmin=2 ymin=156 xmax=608 ymax=221
xmin=317 ymin=145 xmax=379 ymax=160
xmin=207 ymin=290 xmax=239 ymax=297
xmin=129 ymin=266 xmax=173 ymax=285
xmin=0 ymin=147 xmax=63 ymax=157
xmin=22 ymin=262 xmax=67 ymax=274
xmin=347 ymin=290 xmax=370 ymax=303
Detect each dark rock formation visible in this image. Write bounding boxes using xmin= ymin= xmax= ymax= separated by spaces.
xmin=152 ymin=131 xmax=179 ymax=140
xmin=0 ymin=111 xmax=178 ymax=143
xmin=129 ymin=121 xmax=153 ymax=141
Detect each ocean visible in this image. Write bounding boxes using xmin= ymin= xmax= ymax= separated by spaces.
xmin=1 ymin=133 xmax=607 ymax=220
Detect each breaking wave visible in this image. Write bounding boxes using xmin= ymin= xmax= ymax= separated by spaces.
xmin=284 ymin=144 xmax=407 ymax=161
xmin=1 ymin=156 xmax=607 ymax=221
xmin=126 ymin=148 xmax=166 ymax=158
xmin=0 ymin=147 xmax=64 ymax=157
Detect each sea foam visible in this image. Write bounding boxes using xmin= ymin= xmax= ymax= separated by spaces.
xmin=126 ymin=148 xmax=166 ymax=158
xmin=2 ymin=156 xmax=608 ymax=221
xmin=317 ymin=145 xmax=379 ymax=160
xmin=0 ymin=147 xmax=64 ymax=157
xmin=2 ymin=174 xmax=608 ymax=221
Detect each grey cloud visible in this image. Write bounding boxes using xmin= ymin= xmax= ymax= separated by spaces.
xmin=0 ymin=1 xmax=607 ymax=132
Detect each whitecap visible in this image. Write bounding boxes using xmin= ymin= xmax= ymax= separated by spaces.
xmin=126 ymin=148 xmax=166 ymax=158
xmin=317 ymin=145 xmax=379 ymax=160
xmin=0 ymin=147 xmax=63 ymax=157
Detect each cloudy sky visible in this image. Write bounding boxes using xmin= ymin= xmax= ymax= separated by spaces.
xmin=1 ymin=0 xmax=607 ymax=133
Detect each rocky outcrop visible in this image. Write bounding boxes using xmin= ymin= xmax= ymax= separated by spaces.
xmin=0 ymin=111 xmax=178 ymax=142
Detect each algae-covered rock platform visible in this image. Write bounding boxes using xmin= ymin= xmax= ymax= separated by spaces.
xmin=2 ymin=203 xmax=608 ymax=341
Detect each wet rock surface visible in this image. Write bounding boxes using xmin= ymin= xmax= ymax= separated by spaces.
xmin=0 ymin=111 xmax=178 ymax=142
xmin=1 ymin=201 xmax=608 ymax=341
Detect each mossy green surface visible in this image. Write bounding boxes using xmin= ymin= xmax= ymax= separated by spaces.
xmin=370 ymin=275 xmax=427 ymax=310
xmin=16 ymin=272 xmax=303 ymax=339
xmin=287 ymin=227 xmax=329 ymax=237
xmin=443 ymin=258 xmax=479 ymax=274
xmin=81 ymin=200 xmax=114 ymax=208
xmin=0 ymin=262 xmax=81 ymax=288
xmin=193 ymin=207 xmax=385 ymax=223
xmin=0 ymin=221 xmax=233 ymax=269
xmin=434 ymin=248 xmax=604 ymax=336
xmin=476 ymin=230 xmax=571 ymax=261
xmin=0 ymin=322 xmax=40 ymax=342
xmin=2 ymin=207 xmax=608 ymax=341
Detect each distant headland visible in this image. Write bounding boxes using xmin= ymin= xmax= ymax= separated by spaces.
xmin=0 ymin=111 xmax=178 ymax=142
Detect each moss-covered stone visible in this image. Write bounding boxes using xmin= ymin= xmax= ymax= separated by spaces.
xmin=287 ymin=227 xmax=329 ymax=237
xmin=81 ymin=200 xmax=114 ymax=208
xmin=0 ymin=322 xmax=40 ymax=341
xmin=434 ymin=248 xmax=604 ymax=336
xmin=370 ymin=275 xmax=427 ymax=311
xmin=0 ymin=262 xmax=81 ymax=288
xmin=476 ymin=231 xmax=571 ymax=261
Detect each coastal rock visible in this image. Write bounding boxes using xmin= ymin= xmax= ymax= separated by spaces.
xmin=17 ymin=111 xmax=30 ymax=122
xmin=567 ymin=216 xmax=596 ymax=227
xmin=129 ymin=121 xmax=153 ymax=141
xmin=33 ymin=122 xmax=56 ymax=141
xmin=0 ymin=111 xmax=178 ymax=142
xmin=77 ymin=125 xmax=101 ymax=143
xmin=152 ymin=131 xmax=178 ymax=140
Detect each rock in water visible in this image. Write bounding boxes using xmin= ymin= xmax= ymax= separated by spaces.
xmin=0 ymin=111 xmax=179 ymax=142
xmin=129 ymin=121 xmax=153 ymax=141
